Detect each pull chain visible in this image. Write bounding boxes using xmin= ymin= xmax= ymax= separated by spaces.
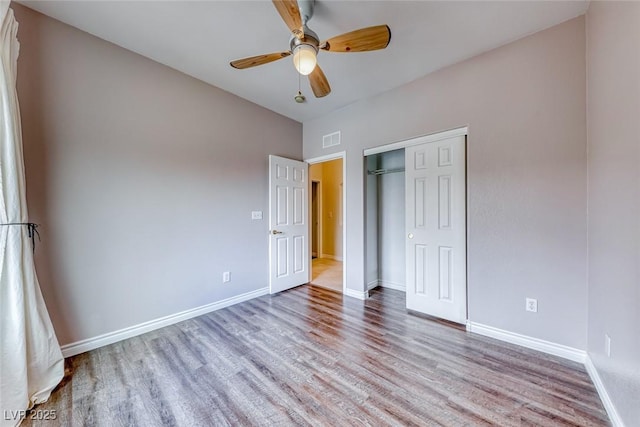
xmin=294 ymin=54 xmax=306 ymax=103
xmin=298 ymin=56 xmax=301 ymax=92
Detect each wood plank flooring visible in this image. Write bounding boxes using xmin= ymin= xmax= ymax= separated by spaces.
xmin=23 ymin=286 xmax=609 ymax=426
xmin=310 ymin=258 xmax=343 ymax=292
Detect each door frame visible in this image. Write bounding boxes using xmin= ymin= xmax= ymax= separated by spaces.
xmin=311 ymin=179 xmax=322 ymax=258
xmin=305 ymin=151 xmax=347 ymax=294
xmin=363 ymin=127 xmax=468 ymax=156
xmin=363 ymin=126 xmax=468 ymax=319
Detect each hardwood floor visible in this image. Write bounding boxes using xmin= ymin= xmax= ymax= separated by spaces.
xmin=23 ymin=287 xmax=609 ymax=426
xmin=310 ymin=258 xmax=343 ymax=292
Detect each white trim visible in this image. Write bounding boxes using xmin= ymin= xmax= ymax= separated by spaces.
xmin=367 ymin=280 xmax=379 ymax=291
xmin=61 ymin=287 xmax=269 ymax=358
xmin=344 ymin=288 xmax=369 ymax=300
xmin=378 ymin=280 xmax=406 ymax=291
xmin=305 ymin=150 xmax=346 ymax=164
xmin=306 ymin=151 xmax=347 ymax=297
xmin=363 ymin=126 xmax=468 ymax=156
xmin=320 ymin=254 xmax=343 ymax=261
xmin=368 ymin=280 xmax=407 ymax=291
xmin=466 ymin=321 xmax=587 ymax=363
xmin=585 ymin=356 xmax=625 ymax=427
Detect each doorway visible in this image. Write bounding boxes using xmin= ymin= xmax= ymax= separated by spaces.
xmin=307 ymin=154 xmax=345 ymax=293
xmin=364 ymin=129 xmax=468 ymax=324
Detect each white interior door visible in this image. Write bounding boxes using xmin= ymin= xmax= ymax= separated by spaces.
xmin=269 ymin=155 xmax=309 ymax=294
xmin=405 ymin=136 xmax=467 ymax=323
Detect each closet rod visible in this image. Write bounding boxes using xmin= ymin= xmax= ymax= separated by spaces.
xmin=367 ymin=167 xmax=405 ymax=176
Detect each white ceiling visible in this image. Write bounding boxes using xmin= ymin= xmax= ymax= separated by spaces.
xmin=19 ymin=1 xmax=588 ymax=123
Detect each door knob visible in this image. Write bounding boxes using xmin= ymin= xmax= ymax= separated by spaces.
xmin=271 ymin=230 xmax=284 ymax=235
xmin=408 ymin=233 xmax=414 ymax=239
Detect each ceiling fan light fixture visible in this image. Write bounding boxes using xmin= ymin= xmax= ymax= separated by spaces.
xmin=230 ymin=1 xmax=391 ymax=100
xmin=292 ymin=44 xmax=317 ymax=75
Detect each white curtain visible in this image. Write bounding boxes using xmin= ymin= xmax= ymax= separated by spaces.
xmin=0 ymin=3 xmax=64 ymax=427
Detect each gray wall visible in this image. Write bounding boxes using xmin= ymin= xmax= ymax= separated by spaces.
xmin=586 ymin=2 xmax=640 ymax=425
xmin=14 ymin=4 xmax=302 ymax=346
xmin=304 ymin=17 xmax=588 ymax=349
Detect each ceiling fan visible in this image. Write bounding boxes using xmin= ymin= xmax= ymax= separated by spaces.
xmin=230 ymin=0 xmax=391 ymax=99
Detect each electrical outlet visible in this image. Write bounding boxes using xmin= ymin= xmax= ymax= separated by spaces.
xmin=525 ymin=298 xmax=538 ymax=313
xmin=605 ymin=334 xmax=611 ymax=357
xmin=223 ymin=272 xmax=230 ymax=283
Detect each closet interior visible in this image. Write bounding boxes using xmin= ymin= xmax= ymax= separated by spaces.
xmin=365 ymin=148 xmax=407 ymax=292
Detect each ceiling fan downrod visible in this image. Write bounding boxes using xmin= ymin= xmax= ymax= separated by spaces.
xmin=297 ymin=0 xmax=315 ymax=27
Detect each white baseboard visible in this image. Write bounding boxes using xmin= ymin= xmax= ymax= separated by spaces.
xmin=584 ymin=355 xmax=625 ymax=427
xmin=344 ymin=288 xmax=368 ymax=300
xmin=466 ymin=321 xmax=586 ymax=363
xmin=61 ymin=287 xmax=269 ymax=358
xmin=378 ymin=280 xmax=406 ymax=291
xmin=366 ymin=280 xmax=406 ymax=292
xmin=320 ymin=254 xmax=343 ymax=262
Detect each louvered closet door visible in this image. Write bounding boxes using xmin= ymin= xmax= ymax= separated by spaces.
xmin=405 ymin=136 xmax=467 ymax=323
xmin=269 ymin=155 xmax=309 ymax=294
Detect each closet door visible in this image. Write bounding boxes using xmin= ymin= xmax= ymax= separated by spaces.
xmin=405 ymin=136 xmax=466 ymax=324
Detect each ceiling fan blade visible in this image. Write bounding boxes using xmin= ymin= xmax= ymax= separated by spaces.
xmin=322 ymin=25 xmax=391 ymax=53
xmin=272 ymin=0 xmax=304 ymax=39
xmin=309 ymin=65 xmax=331 ymax=98
xmin=230 ymin=52 xmax=291 ymax=69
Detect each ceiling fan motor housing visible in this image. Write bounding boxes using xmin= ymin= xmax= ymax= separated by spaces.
xmin=290 ymin=26 xmax=319 ymax=53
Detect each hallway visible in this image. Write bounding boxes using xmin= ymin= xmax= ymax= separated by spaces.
xmin=310 ymin=258 xmax=342 ymax=292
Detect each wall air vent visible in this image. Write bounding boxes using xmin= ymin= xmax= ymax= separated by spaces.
xmin=322 ymin=131 xmax=341 ymax=148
